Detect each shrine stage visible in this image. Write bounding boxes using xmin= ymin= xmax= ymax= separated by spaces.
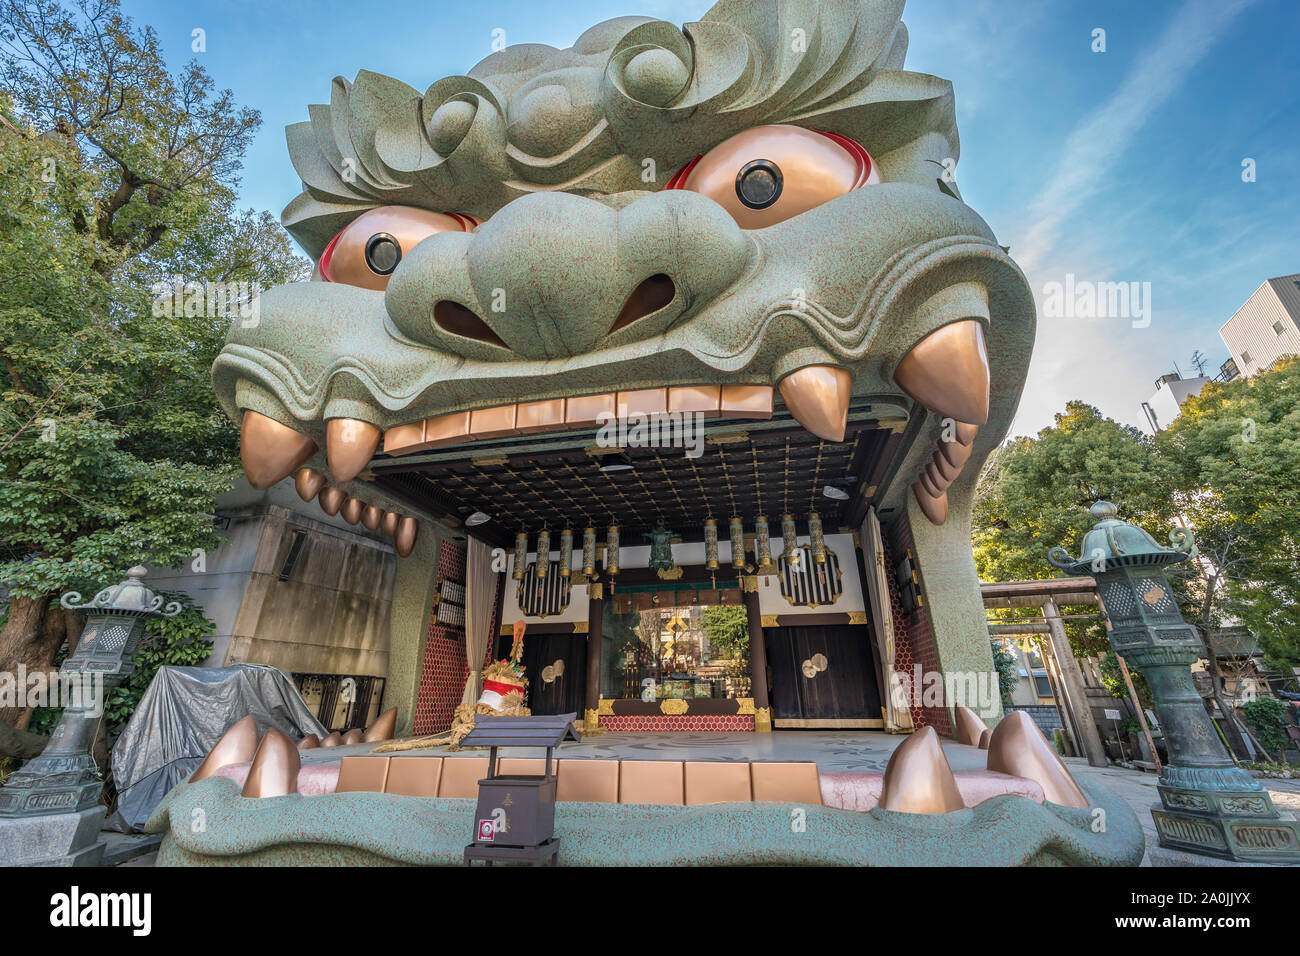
xmin=299 ymin=729 xmax=992 ymax=774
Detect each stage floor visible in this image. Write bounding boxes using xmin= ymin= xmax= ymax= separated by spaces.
xmin=300 ymin=730 xmax=992 ymax=773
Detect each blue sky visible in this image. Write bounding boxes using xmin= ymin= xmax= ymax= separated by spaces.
xmin=125 ymin=0 xmax=1300 ymax=437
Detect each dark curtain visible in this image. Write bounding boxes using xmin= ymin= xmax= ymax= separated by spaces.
xmin=517 ymin=633 xmax=588 ymax=716
xmin=767 ymin=625 xmax=881 ymax=719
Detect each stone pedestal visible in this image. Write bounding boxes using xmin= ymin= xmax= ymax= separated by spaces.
xmin=1134 ymin=644 xmax=1299 ymax=862
xmin=0 ymin=806 xmax=107 ymax=867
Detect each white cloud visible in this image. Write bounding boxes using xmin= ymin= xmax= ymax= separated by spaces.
xmin=1015 ymin=0 xmax=1255 ymax=274
xmin=1006 ymin=0 xmax=1257 ymax=438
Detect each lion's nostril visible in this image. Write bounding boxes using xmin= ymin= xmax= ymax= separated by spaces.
xmin=433 ymin=300 xmax=508 ymax=349
xmin=611 ymin=274 xmax=676 ymax=334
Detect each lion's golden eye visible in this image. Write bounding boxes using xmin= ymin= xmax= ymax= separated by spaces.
xmin=668 ymin=124 xmax=879 ymax=229
xmin=320 ymin=206 xmax=478 ymax=291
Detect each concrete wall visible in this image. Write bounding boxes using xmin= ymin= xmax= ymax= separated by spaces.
xmin=223 ymin=505 xmax=395 ymax=677
xmin=148 ymin=479 xmax=398 ymax=679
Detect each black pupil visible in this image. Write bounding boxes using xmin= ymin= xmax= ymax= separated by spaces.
xmin=736 ymin=159 xmax=782 ymax=209
xmin=365 ymin=234 xmax=401 ymax=274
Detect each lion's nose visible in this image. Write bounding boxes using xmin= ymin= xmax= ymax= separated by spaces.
xmin=384 ymin=190 xmax=751 ymax=361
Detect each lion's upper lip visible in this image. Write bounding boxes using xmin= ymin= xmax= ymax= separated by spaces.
xmin=218 ymin=181 xmax=1026 ymax=523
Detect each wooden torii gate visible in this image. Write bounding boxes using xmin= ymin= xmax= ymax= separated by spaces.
xmin=980 ymin=577 xmax=1158 ymax=772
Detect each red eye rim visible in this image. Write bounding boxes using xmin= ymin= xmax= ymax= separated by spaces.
xmin=319 ymin=229 xmax=342 ymax=282
xmin=665 ymin=154 xmax=702 ymax=189
xmin=810 ymin=129 xmax=876 ymax=188
xmin=664 ymin=129 xmax=876 ymax=191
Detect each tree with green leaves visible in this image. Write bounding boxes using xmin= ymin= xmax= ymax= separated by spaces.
xmin=701 ymin=605 xmax=749 ymax=663
xmin=0 ymin=0 xmax=307 ymax=749
xmin=1156 ymin=356 xmax=1300 ymax=675
xmin=989 ymin=639 xmax=1018 ymax=706
xmin=973 ymin=402 xmax=1173 ymax=658
xmin=974 ymin=360 xmax=1300 ymax=760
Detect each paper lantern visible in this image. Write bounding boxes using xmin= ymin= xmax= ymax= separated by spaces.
xmin=729 ymin=516 xmax=745 ymax=569
xmin=782 ymin=514 xmax=798 ymax=565
xmin=809 ymin=511 xmax=826 ymax=564
xmin=755 ymin=515 xmax=774 ymax=572
xmin=536 ymin=529 xmax=551 ymax=579
xmin=513 ymin=532 xmax=528 ymax=580
xmin=559 ymin=528 xmax=573 ymax=577
xmin=606 ymin=524 xmax=620 ymax=575
xmin=703 ymin=518 xmax=719 ymax=570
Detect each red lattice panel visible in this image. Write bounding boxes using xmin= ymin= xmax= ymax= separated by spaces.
xmin=412 ymin=540 xmax=503 ymax=736
xmin=883 ymin=515 xmax=950 ymax=736
xmin=597 ymin=715 xmax=756 ymax=732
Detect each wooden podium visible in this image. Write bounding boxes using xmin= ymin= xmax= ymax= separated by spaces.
xmin=462 ymin=713 xmax=580 ymax=866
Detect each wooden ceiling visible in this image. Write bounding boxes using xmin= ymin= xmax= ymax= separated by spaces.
xmin=372 ymin=416 xmax=902 ymax=547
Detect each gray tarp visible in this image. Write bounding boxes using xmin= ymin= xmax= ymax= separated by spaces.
xmin=107 ymin=663 xmax=327 ymax=832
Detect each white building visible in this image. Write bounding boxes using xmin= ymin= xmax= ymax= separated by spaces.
xmin=1140 ymin=372 xmax=1210 ymax=433
xmin=1219 ymin=273 xmax=1300 ymax=378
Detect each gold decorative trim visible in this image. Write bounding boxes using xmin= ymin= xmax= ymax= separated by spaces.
xmin=736 ymin=697 xmax=756 ymax=715
xmin=851 ymin=530 xmax=862 ymax=548
xmin=847 ymin=611 xmax=868 ymax=625
xmin=660 ymin=698 xmax=689 ymax=715
xmin=706 ymin=430 xmax=749 ymax=445
xmin=499 ymin=623 xmax=513 ymax=635
xmin=878 ymin=417 xmax=907 ymax=434
xmin=760 ymin=614 xmax=779 ymax=627
xmin=588 ymin=582 xmax=604 ymax=600
xmin=596 ymin=698 xmax=615 ymax=716
xmin=754 ymin=707 xmax=773 ymax=733
xmin=741 ymin=575 xmax=758 ymax=593
xmin=656 ymin=566 xmax=684 ymax=580
xmin=584 ymin=708 xmax=600 ymax=731
xmin=572 ymin=621 xmax=588 ymax=634
xmin=470 ymin=455 xmax=509 ymax=467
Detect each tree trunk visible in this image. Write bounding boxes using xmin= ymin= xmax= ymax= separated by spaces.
xmin=0 ymin=720 xmax=48 ymax=760
xmin=0 ymin=593 xmax=53 ymax=730
xmin=64 ymin=609 xmax=86 ymax=657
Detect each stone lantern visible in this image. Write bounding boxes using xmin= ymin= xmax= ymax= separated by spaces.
xmin=0 ymin=567 xmax=180 ymax=865
xmin=1048 ymin=502 xmax=1299 ymax=862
